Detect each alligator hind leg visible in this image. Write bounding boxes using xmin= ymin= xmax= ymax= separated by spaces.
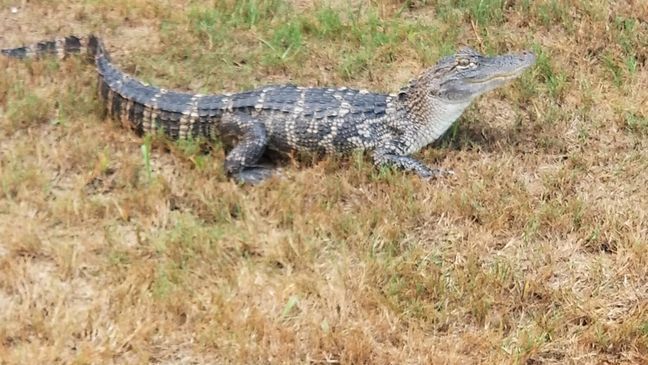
xmin=221 ymin=113 xmax=274 ymax=184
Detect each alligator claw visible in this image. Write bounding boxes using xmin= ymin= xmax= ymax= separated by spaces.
xmin=232 ymin=167 xmax=275 ymax=185
xmin=421 ymin=167 xmax=454 ymax=180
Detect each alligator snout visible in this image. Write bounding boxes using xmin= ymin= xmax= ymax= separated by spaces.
xmin=519 ymin=50 xmax=537 ymax=65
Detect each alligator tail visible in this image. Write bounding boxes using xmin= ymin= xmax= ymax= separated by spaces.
xmin=0 ymin=34 xmax=108 ymax=62
xmin=2 ymin=35 xmax=222 ymax=140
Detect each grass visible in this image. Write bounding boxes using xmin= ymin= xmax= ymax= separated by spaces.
xmin=0 ymin=0 xmax=647 ymax=364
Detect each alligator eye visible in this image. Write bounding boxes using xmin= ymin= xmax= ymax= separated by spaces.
xmin=456 ymin=58 xmax=471 ymax=68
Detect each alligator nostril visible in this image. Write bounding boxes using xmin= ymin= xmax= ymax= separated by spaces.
xmin=520 ymin=51 xmax=536 ymax=61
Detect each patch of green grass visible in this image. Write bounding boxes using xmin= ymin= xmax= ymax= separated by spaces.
xmin=579 ymin=0 xmax=607 ymax=21
xmin=434 ymin=0 xmax=505 ymax=27
xmin=331 ymin=8 xmax=441 ymax=79
xmin=545 ymin=71 xmax=567 ymax=99
xmin=339 ymin=50 xmax=373 ymax=80
xmin=151 ymin=263 xmax=176 ymax=298
xmin=640 ymin=321 xmax=648 ymax=337
xmin=186 ymin=0 xmax=288 ymax=42
xmin=624 ymin=112 xmax=647 ymax=135
xmin=514 ymin=327 xmax=551 ymax=362
xmin=262 ymin=18 xmax=305 ymax=65
xmin=141 ymin=134 xmax=153 ymax=182
xmin=187 ymin=6 xmax=230 ymax=47
xmin=596 ymin=15 xmax=644 ymax=86
xmin=106 ymin=246 xmax=133 ymax=268
xmin=612 ymin=16 xmax=639 ymax=57
xmin=143 ymin=0 xmax=451 ymax=85
xmin=281 ymin=295 xmax=300 ymax=318
xmin=461 ymin=0 xmax=505 ymax=26
xmin=602 ymin=52 xmax=624 ymax=88
xmin=516 ymin=71 xmax=539 ymax=105
xmin=532 ymin=46 xmax=568 ymax=99
xmin=229 ymin=0 xmax=287 ymax=28
xmin=173 ymin=137 xmax=214 ymax=171
xmin=537 ymin=0 xmax=572 ymax=30
xmin=314 ymin=6 xmax=343 ymax=39
xmin=624 ymin=55 xmax=637 ymax=75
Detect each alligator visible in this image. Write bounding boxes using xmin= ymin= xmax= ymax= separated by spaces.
xmin=1 ymin=35 xmax=536 ymax=183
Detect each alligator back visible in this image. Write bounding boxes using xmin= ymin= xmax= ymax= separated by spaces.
xmin=1 ymin=35 xmax=392 ymax=149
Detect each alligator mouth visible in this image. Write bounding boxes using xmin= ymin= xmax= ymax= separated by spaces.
xmin=468 ymin=53 xmax=536 ymax=85
xmin=468 ymin=69 xmax=526 ymax=84
xmin=469 ymin=68 xmax=524 ymax=84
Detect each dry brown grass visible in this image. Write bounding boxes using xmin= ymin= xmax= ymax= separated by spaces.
xmin=0 ymin=0 xmax=647 ymax=364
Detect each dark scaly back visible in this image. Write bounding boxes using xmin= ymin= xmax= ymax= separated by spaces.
xmin=1 ymin=35 xmax=228 ymax=140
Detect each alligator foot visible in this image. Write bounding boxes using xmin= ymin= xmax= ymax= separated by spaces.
xmin=420 ymin=167 xmax=454 ymax=180
xmin=373 ymin=150 xmax=454 ymax=180
xmin=232 ymin=166 xmax=276 ymax=185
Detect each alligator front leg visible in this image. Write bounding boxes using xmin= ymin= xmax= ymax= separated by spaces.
xmin=221 ymin=113 xmax=274 ymax=184
xmin=372 ymin=147 xmax=452 ymax=179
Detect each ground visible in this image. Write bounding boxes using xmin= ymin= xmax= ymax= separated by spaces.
xmin=0 ymin=0 xmax=646 ymax=364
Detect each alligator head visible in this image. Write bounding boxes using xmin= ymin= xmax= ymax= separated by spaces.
xmin=435 ymin=47 xmax=536 ymax=101
xmin=399 ymin=47 xmax=536 ymax=104
xmin=393 ymin=47 xmax=536 ymax=149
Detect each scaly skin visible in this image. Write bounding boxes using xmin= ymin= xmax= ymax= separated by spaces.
xmin=1 ymin=35 xmax=536 ymax=184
